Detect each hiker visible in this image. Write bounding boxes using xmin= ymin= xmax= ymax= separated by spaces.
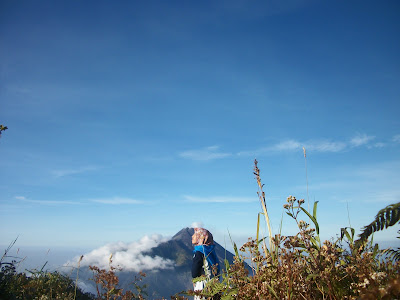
xmin=191 ymin=227 xmax=220 ymax=300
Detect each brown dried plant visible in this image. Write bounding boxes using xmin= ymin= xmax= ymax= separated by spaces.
xmin=89 ymin=256 xmax=146 ymax=300
xmin=185 ymin=161 xmax=400 ymax=300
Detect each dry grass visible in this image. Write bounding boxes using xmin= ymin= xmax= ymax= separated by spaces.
xmin=182 ymin=160 xmax=400 ymax=300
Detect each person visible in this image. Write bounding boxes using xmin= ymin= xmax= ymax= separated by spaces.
xmin=191 ymin=227 xmax=220 ymax=300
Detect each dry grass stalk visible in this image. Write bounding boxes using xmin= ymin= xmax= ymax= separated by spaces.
xmin=253 ymin=159 xmax=274 ymax=257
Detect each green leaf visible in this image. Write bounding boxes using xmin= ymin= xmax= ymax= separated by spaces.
xmin=307 ymin=273 xmax=319 ymax=281
xmin=340 ymin=227 xmax=354 ymax=243
xmin=310 ymin=237 xmax=320 ymax=250
xmin=300 ymin=206 xmax=320 ymax=235
xmin=372 ymin=243 xmax=379 ymax=257
xmin=356 ymin=202 xmax=400 ymax=243
xmin=264 ymin=284 xmax=279 ymax=300
xmin=228 ymin=230 xmax=241 ymax=262
xmin=313 ymin=201 xmax=319 ymax=220
xmin=224 ymin=258 xmax=230 ymax=271
xmin=286 ymin=212 xmax=294 ymax=218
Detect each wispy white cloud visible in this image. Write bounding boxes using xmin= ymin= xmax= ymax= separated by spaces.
xmin=13 ymin=195 xmax=144 ymax=206
xmin=183 ymin=195 xmax=255 ymax=203
xmin=304 ymin=140 xmax=347 ymax=152
xmin=368 ymin=142 xmax=386 ymax=149
xmin=91 ymin=197 xmax=144 ymax=205
xmin=392 ymin=134 xmax=400 ymax=143
xmin=239 ymin=133 xmax=384 ymax=157
xmin=179 ymin=145 xmax=232 ymax=161
xmin=238 ymin=139 xmax=346 ymax=156
xmin=185 ymin=134 xmax=395 ymax=160
xmin=349 ymin=134 xmax=375 ymax=147
xmin=312 ymin=161 xmax=400 ymax=205
xmin=65 ymin=235 xmax=174 ymax=272
xmin=362 ymin=189 xmax=400 ymax=204
xmin=6 ymin=85 xmax=33 ymax=95
xmin=52 ymin=166 xmax=98 ymax=178
xmin=14 ymin=196 xmax=82 ymax=205
xmin=237 ymin=140 xmax=299 ymax=157
xmin=270 ymin=140 xmax=302 ymax=151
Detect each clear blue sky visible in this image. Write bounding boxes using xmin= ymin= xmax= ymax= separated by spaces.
xmin=1 ymin=0 xmax=399 ymax=252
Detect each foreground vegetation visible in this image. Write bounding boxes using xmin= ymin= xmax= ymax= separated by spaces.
xmin=1 ymin=160 xmax=399 ymax=299
xmin=0 ymin=246 xmax=148 ymax=300
xmin=182 ymin=161 xmax=400 ymax=300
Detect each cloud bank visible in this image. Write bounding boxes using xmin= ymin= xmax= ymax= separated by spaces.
xmin=66 ymin=235 xmax=174 ymax=272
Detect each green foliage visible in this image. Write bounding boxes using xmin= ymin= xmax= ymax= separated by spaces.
xmin=0 ymin=124 xmax=8 ymax=138
xmin=0 ymin=261 xmax=92 ymax=299
xmin=0 ymin=240 xmax=146 ymax=300
xmin=356 ymin=202 xmax=400 ymax=263
xmin=384 ymin=244 xmax=400 ymax=262
xmin=185 ymin=199 xmax=400 ymax=299
xmin=0 ymin=124 xmax=8 ymax=132
xmin=357 ymin=202 xmax=400 ymax=243
xmin=0 ymin=238 xmax=92 ymax=299
xmin=180 ymin=163 xmax=400 ymax=300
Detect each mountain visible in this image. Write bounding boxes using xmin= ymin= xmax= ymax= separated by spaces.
xmin=71 ymin=228 xmax=240 ymax=299
xmin=119 ymin=227 xmax=238 ymax=299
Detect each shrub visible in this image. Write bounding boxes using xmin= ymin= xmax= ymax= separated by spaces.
xmin=0 ymin=261 xmax=92 ymax=299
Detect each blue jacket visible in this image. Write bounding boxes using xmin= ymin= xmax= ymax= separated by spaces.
xmin=192 ymin=244 xmax=220 ymax=278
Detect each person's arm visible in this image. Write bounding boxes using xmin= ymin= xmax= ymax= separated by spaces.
xmin=192 ymin=251 xmax=204 ymax=278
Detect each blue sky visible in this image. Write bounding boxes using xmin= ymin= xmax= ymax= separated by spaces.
xmin=1 ymin=0 xmax=400 ymax=257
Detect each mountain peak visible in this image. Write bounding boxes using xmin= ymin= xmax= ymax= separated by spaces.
xmin=172 ymin=227 xmax=194 ymax=240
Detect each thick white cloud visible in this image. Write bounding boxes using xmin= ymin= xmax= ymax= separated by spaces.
xmin=66 ymin=235 xmax=174 ymax=272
